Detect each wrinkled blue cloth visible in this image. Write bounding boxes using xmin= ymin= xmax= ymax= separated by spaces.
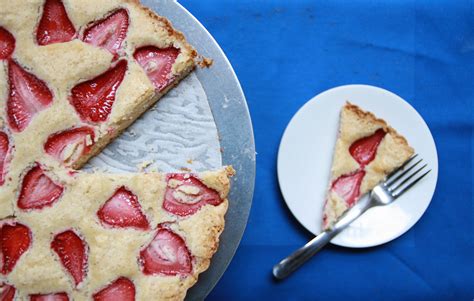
xmin=180 ymin=1 xmax=473 ymax=300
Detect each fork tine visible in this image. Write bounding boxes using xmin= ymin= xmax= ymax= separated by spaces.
xmin=388 ymin=164 xmax=427 ymax=192
xmin=385 ymin=158 xmax=423 ymax=187
xmin=386 ymin=154 xmax=418 ymax=182
xmin=392 ymin=169 xmax=431 ymax=198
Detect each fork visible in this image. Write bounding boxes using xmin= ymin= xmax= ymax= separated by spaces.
xmin=272 ymin=155 xmax=431 ymax=280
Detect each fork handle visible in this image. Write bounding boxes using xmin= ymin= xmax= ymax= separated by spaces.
xmin=272 ymin=196 xmax=373 ymax=279
xmin=272 ymin=230 xmax=334 ymax=279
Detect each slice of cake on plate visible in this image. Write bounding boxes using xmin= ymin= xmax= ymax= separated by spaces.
xmin=322 ymin=103 xmax=414 ymax=229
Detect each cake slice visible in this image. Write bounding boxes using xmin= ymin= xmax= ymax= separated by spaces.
xmin=322 ymin=103 xmax=414 ymax=228
xmin=1 ymin=166 xmax=234 ymax=300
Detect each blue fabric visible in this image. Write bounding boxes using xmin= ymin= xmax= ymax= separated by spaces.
xmin=180 ymin=1 xmax=473 ymax=300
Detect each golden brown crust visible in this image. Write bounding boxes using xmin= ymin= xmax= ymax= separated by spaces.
xmin=129 ymin=1 xmax=198 ymax=62
xmin=126 ymin=0 xmax=217 ymax=71
xmin=344 ymin=102 xmax=412 ymax=151
xmin=133 ymin=0 xmax=219 ymax=73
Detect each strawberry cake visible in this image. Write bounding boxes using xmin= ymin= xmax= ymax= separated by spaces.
xmin=322 ymin=103 xmax=414 ymax=228
xmin=0 ymin=0 xmax=234 ymax=300
xmin=1 ymin=168 xmax=234 ymax=300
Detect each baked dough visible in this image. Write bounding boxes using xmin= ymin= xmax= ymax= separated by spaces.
xmin=323 ymin=103 xmax=414 ymax=228
xmin=0 ymin=1 xmax=232 ymax=300
xmin=6 ymin=167 xmax=234 ymax=300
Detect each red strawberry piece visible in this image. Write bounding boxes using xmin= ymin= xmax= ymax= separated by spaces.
xmin=349 ymin=129 xmax=386 ymax=166
xmin=0 ymin=222 xmax=31 ymax=274
xmin=133 ymin=46 xmax=180 ymax=92
xmin=0 ymin=283 xmax=16 ymax=301
xmin=331 ymin=170 xmax=366 ymax=207
xmin=44 ymin=126 xmax=95 ymax=167
xmin=139 ymin=225 xmax=192 ymax=276
xmin=163 ymin=174 xmax=222 ymax=217
xmin=82 ymin=9 xmax=129 ymax=58
xmin=93 ymin=277 xmax=135 ymax=301
xmin=51 ymin=230 xmax=87 ymax=286
xmin=18 ymin=164 xmax=64 ymax=210
xmin=0 ymin=132 xmax=10 ymax=186
xmin=30 ymin=292 xmax=69 ymax=301
xmin=7 ymin=60 xmax=53 ymax=132
xmin=0 ymin=27 xmax=15 ymax=60
xmin=70 ymin=60 xmax=127 ymax=123
xmin=36 ymin=0 xmax=76 ymax=45
xmin=322 ymin=214 xmax=328 ymax=228
xmin=97 ymin=186 xmax=150 ymax=230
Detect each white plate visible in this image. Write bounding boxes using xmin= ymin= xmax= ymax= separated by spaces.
xmin=277 ymin=85 xmax=438 ymax=248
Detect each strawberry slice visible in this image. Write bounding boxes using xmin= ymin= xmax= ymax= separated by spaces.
xmin=44 ymin=126 xmax=95 ymax=167
xmin=0 ymin=27 xmax=15 ymax=60
xmin=163 ymin=174 xmax=222 ymax=217
xmin=7 ymin=60 xmax=53 ymax=132
xmin=0 ymin=132 xmax=11 ymax=186
xmin=0 ymin=222 xmax=31 ymax=274
xmin=51 ymin=230 xmax=87 ymax=286
xmin=331 ymin=170 xmax=365 ymax=207
xmin=82 ymin=9 xmax=129 ymax=58
xmin=93 ymin=277 xmax=135 ymax=301
xmin=133 ymin=46 xmax=179 ymax=91
xmin=139 ymin=225 xmax=192 ymax=276
xmin=349 ymin=129 xmax=386 ymax=166
xmin=30 ymin=293 xmax=69 ymax=301
xmin=97 ymin=186 xmax=150 ymax=230
xmin=36 ymin=0 xmax=76 ymax=45
xmin=70 ymin=60 xmax=127 ymax=123
xmin=18 ymin=164 xmax=64 ymax=210
xmin=0 ymin=283 xmax=16 ymax=301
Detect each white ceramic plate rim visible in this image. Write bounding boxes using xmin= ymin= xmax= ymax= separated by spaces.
xmin=277 ymin=84 xmax=438 ymax=248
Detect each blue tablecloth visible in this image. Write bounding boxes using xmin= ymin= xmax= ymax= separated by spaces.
xmin=180 ymin=1 xmax=473 ymax=299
